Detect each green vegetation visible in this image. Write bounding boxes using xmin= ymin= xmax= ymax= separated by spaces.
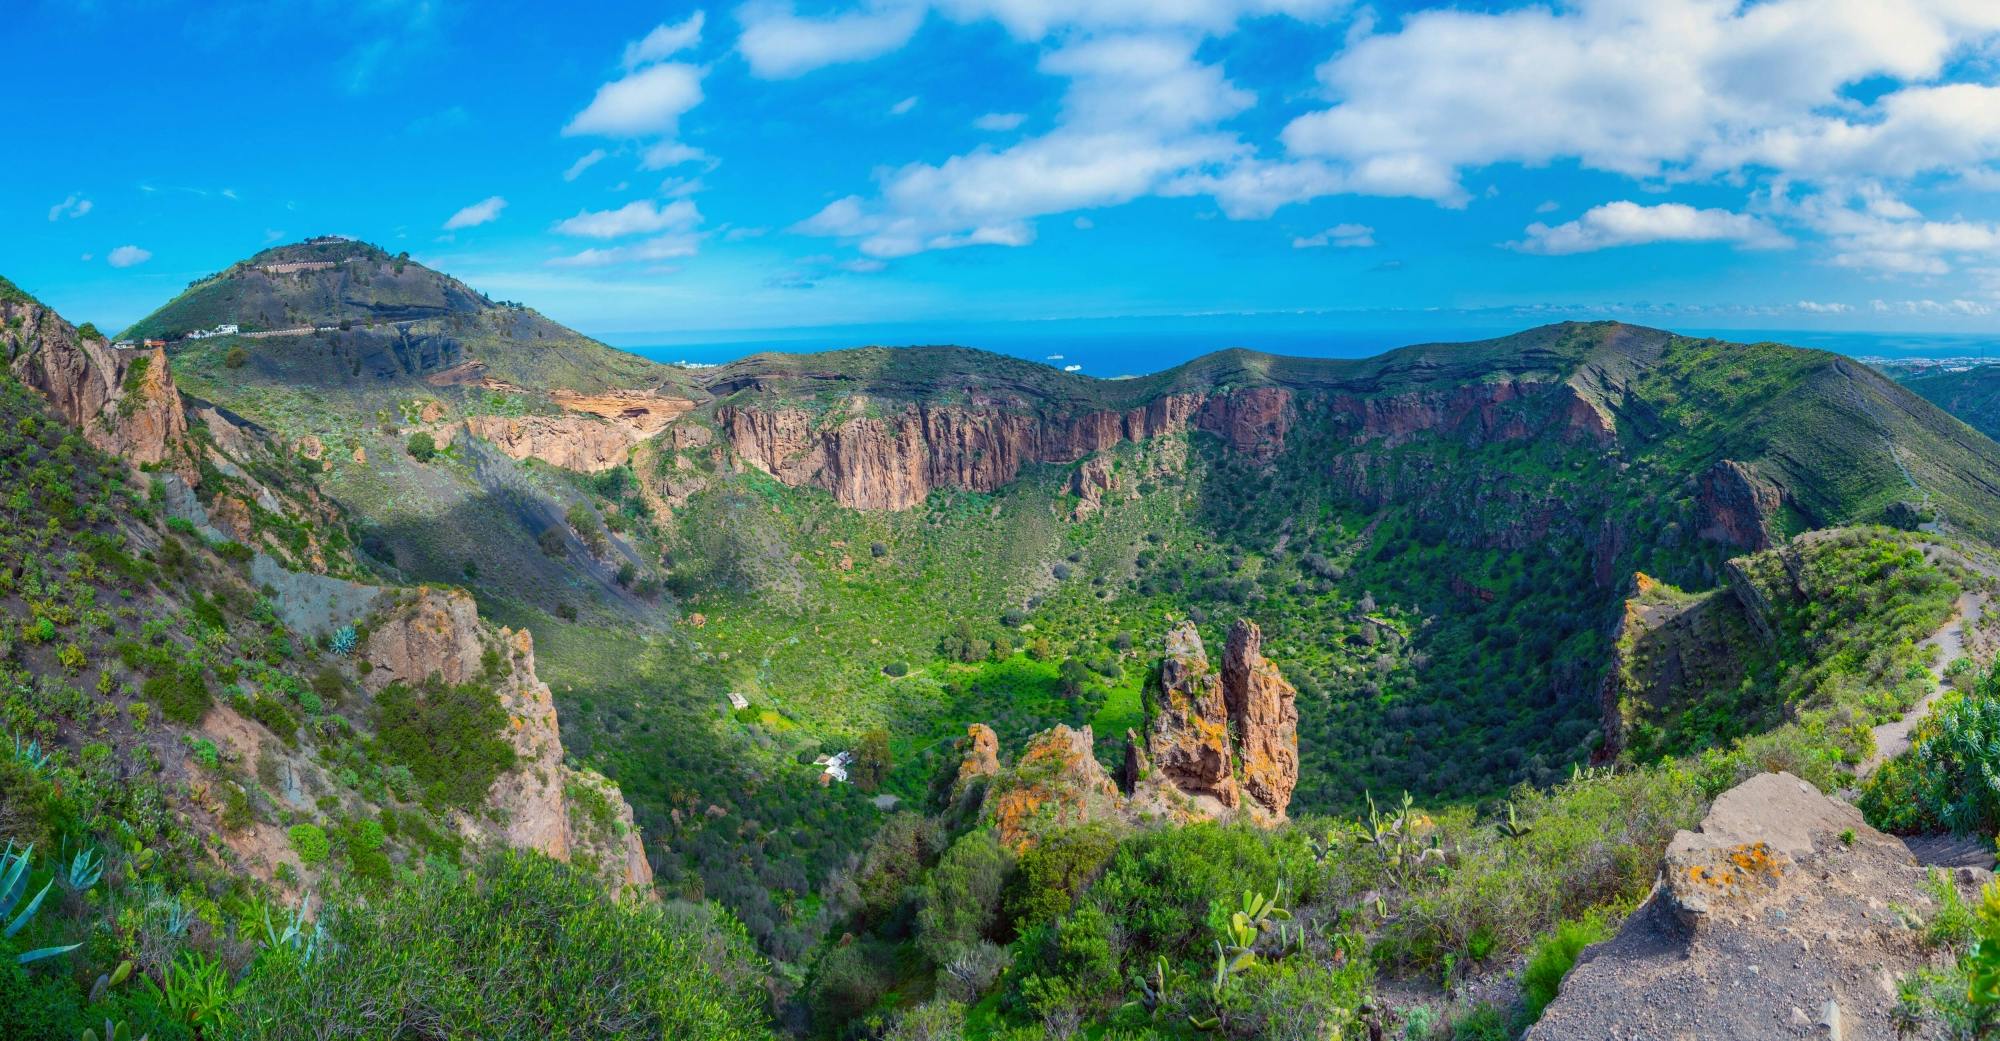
xmin=1862 ymin=659 xmax=2000 ymax=835
xmin=405 ymin=430 xmax=435 ymax=462
xmin=1519 ymin=912 xmax=1615 ymax=1024
xmin=229 ymin=852 xmax=772 ymax=1040
xmin=372 ymin=677 xmax=516 ymax=810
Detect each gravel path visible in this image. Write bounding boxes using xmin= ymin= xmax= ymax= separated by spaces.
xmin=1863 ymin=588 xmax=1986 ymax=773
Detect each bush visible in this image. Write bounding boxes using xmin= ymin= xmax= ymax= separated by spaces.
xmin=374 ymin=678 xmax=516 ymax=810
xmin=224 ymin=346 xmax=248 ymax=369
xmin=1862 ymin=668 xmax=2000 ymax=835
xmin=406 ymin=431 xmax=436 ymax=462
xmin=1002 ymin=823 xmax=1117 ymax=934
xmin=289 ymin=824 xmax=331 ymax=865
xmin=231 ymin=852 xmax=773 ymax=1040
xmin=142 ymin=666 xmax=213 ymax=725
xmin=1519 ymin=911 xmax=1614 ymax=1023
xmin=915 ymin=830 xmax=1013 ymax=965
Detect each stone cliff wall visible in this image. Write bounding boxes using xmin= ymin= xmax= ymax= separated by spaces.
xmin=362 ymin=587 xmax=655 ymax=897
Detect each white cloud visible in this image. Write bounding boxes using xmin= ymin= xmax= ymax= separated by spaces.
xmin=107 ymin=245 xmax=152 ymax=268
xmin=443 ymin=196 xmax=508 ymax=230
xmin=934 ymin=0 xmax=1347 ymax=39
xmin=1292 ymin=223 xmax=1374 ymax=248
xmin=974 ymin=112 xmax=1025 ymax=131
xmin=797 ymin=34 xmax=1251 ymax=257
xmin=1514 ymin=202 xmax=1793 ymax=255
xmin=736 ymin=0 xmax=926 ymax=78
xmin=623 ymin=12 xmax=705 ymax=69
xmin=1796 ymin=300 xmax=1851 ymax=313
xmin=548 ymin=234 xmax=703 ymax=268
xmin=641 ymin=141 xmax=711 ymax=170
xmin=48 ymin=194 xmax=92 ymax=221
xmin=553 ymin=199 xmax=702 ymax=239
xmin=661 ymin=176 xmax=705 ymax=197
xmin=564 ymin=149 xmax=609 ymax=181
xmin=564 ymin=62 xmax=705 ymax=137
xmin=890 ymin=95 xmax=919 ymax=116
xmin=1251 ymin=0 xmax=2000 ymax=211
xmin=842 ymin=258 xmax=888 ymax=273
xmin=1784 ymin=187 xmax=2000 ymax=277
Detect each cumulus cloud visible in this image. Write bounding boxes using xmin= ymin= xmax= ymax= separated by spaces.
xmin=641 ymin=141 xmax=712 ymax=169
xmin=623 ymin=11 xmax=705 ymax=69
xmin=974 ymin=112 xmax=1025 ymax=131
xmin=1248 ymin=0 xmax=2000 ymax=211
xmin=548 ymin=235 xmax=703 ymax=268
xmin=1796 ymin=300 xmax=1852 ymax=313
xmin=107 ymin=245 xmax=151 ymax=268
xmin=797 ymin=34 xmax=1251 ymax=257
xmin=564 ymin=62 xmax=705 ymax=137
xmin=1782 ymin=186 xmax=2000 ymax=277
xmin=48 ymin=194 xmax=92 ymax=221
xmin=736 ymin=0 xmax=926 ymax=78
xmin=553 ymin=199 xmax=702 ymax=239
xmin=889 ymin=95 xmax=918 ymax=116
xmin=443 ymin=196 xmax=507 ymax=230
xmin=563 ymin=149 xmax=609 ymax=181
xmin=1514 ymin=202 xmax=1793 ymax=255
xmin=934 ymin=0 xmax=1346 ymax=39
xmin=1292 ymin=223 xmax=1374 ymax=248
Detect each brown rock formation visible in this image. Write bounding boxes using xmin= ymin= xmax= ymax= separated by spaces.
xmin=984 ymin=724 xmax=1121 ymax=851
xmin=463 ymin=413 xmax=639 ymax=473
xmin=1122 ymin=619 xmax=1300 ymax=822
xmin=718 ymin=389 xmax=1273 ymax=510
xmin=551 ymin=388 xmax=696 ymax=437
xmin=361 ymin=587 xmax=655 ymax=897
xmin=1529 ymin=773 xmax=1989 ymax=1041
xmin=1695 ymin=459 xmax=1783 ymax=549
xmin=1067 ymin=455 xmax=1121 ymax=519
xmin=956 ymin=723 xmax=1001 ymax=792
xmin=1222 ymin=620 xmax=1299 ymax=820
xmin=6 ymin=299 xmax=193 ymax=480
xmin=1138 ymin=622 xmax=1241 ymax=813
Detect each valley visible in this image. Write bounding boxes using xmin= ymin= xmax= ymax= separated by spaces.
xmin=7 ymin=243 xmax=2000 ymax=1038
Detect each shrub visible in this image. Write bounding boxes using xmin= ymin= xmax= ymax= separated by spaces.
xmin=1862 ymin=669 xmax=2000 ymax=835
xmin=289 ymin=824 xmax=331 ymax=865
xmin=374 ymin=678 xmax=516 ymax=810
xmin=142 ymin=666 xmax=212 ymax=725
xmin=915 ymin=830 xmax=1013 ymax=965
xmin=406 ymin=432 xmax=436 ymax=462
xmin=231 ymin=852 xmax=773 ymax=1040
xmin=1002 ymin=823 xmax=1118 ymax=934
xmin=1519 ymin=911 xmax=1614 ymax=1023
xmin=224 ymin=345 xmax=248 ymax=369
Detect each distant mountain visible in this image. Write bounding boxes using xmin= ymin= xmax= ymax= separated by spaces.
xmin=120 ymin=237 xmax=689 ymax=400
xmin=1899 ymin=363 xmax=2000 ymax=442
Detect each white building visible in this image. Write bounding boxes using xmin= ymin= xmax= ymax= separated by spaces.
xmin=726 ymin=691 xmax=749 ymax=711
xmin=820 ymin=751 xmax=852 ymax=784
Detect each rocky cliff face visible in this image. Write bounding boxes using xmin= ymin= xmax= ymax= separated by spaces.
xmin=1528 ymin=772 xmax=1990 ymax=1040
xmin=1223 ymin=620 xmax=1300 ymax=817
xmin=1696 ymin=459 xmax=1785 ymax=550
xmin=1125 ymin=619 xmax=1299 ymax=822
xmin=462 ymin=414 xmax=640 ymax=473
xmin=717 ymin=389 xmax=1273 ymax=510
xmin=361 ymin=587 xmax=655 ymax=897
xmin=5 ymin=297 xmax=192 ymax=479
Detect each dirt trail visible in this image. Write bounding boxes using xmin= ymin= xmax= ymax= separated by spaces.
xmin=1863 ymin=552 xmax=1995 ymax=774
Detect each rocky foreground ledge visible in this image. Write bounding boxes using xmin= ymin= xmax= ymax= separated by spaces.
xmin=1528 ymin=772 xmax=1988 ymax=1040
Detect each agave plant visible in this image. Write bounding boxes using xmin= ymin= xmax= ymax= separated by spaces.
xmin=57 ymin=845 xmax=105 ymax=894
xmin=2 ymin=842 xmax=81 ymax=964
xmin=330 ymin=624 xmax=358 ymax=656
xmin=9 ymin=733 xmax=52 ymax=774
xmin=261 ymin=894 xmax=326 ymax=969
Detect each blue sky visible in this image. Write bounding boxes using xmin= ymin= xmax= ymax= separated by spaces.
xmin=8 ymin=0 xmax=2000 ymax=344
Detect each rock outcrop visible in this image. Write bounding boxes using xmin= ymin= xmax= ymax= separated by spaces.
xmin=5 ymin=297 xmax=192 ymax=479
xmin=1696 ymin=458 xmax=1784 ymax=550
xmin=1223 ymin=621 xmax=1299 ymax=817
xmin=1123 ymin=619 xmax=1299 ymax=822
xmin=462 ymin=413 xmax=640 ymax=473
xmin=718 ymin=390 xmax=1276 ymax=510
xmin=1529 ymin=772 xmax=1991 ymax=1040
xmin=982 ymin=724 xmax=1123 ymax=851
xmin=361 ymin=587 xmax=655 ymax=897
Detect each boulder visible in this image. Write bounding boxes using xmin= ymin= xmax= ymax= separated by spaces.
xmin=1528 ymin=772 xmax=1989 ymax=1040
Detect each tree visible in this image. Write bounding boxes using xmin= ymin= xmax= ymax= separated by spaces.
xmin=1058 ymin=659 xmax=1091 ymax=700
xmin=224 ymin=345 xmax=248 ymax=368
xmin=406 ymin=431 xmax=436 ymax=462
xmin=916 ymin=830 xmax=1014 ymax=965
xmin=853 ymin=728 xmax=892 ymax=791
